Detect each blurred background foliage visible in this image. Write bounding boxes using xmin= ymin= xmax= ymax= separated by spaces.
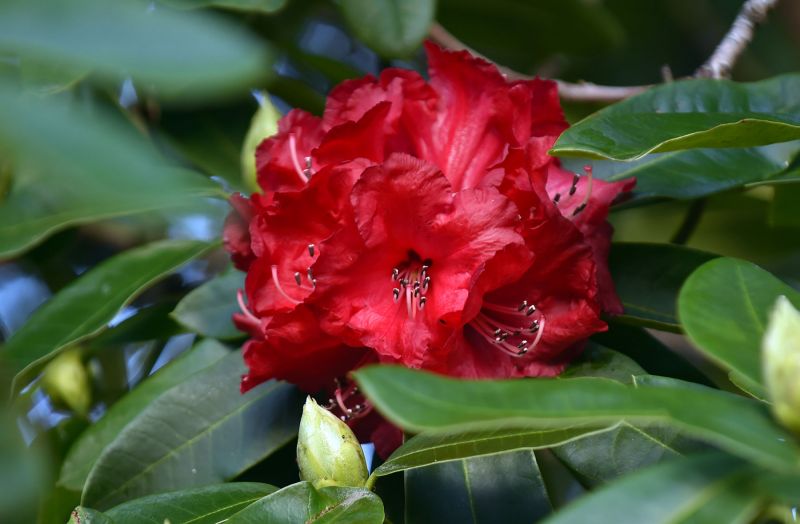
xmin=0 ymin=0 xmax=799 ymax=522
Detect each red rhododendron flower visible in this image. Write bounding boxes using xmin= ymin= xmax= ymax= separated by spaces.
xmin=225 ymin=43 xmax=633 ymax=457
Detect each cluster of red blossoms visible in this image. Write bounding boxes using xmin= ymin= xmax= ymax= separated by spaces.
xmin=224 ymin=43 xmax=633 ymax=457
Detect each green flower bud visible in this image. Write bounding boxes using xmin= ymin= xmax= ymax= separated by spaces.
xmin=241 ymin=91 xmax=280 ymax=193
xmin=296 ymin=397 xmax=369 ymax=489
xmin=763 ymin=295 xmax=800 ymax=434
xmin=41 ymin=349 xmax=91 ymax=418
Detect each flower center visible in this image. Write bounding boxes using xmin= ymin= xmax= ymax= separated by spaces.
xmin=552 ymin=165 xmax=594 ymax=217
xmin=467 ymin=298 xmax=546 ymax=357
xmin=323 ymin=379 xmax=374 ymax=422
xmin=390 ymin=250 xmax=432 ymax=320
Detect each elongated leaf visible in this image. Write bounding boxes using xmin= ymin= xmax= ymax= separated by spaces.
xmin=58 ymin=339 xmax=229 ymax=491
xmin=0 ymin=84 xmax=223 ymax=259
xmin=5 ymin=240 xmax=214 ymax=392
xmin=81 ymin=351 xmax=302 ymax=509
xmin=406 ymin=450 xmax=552 ymax=524
xmin=562 ymin=142 xmax=800 ymax=203
xmin=162 ymin=0 xmax=288 ymax=13
xmin=678 ymin=258 xmax=800 ymax=398
xmin=0 ymin=0 xmax=270 ymax=99
xmin=374 ymin=426 xmax=602 ymax=477
xmin=354 ymin=366 xmax=800 ymax=472
xmin=105 ymin=483 xmax=277 ymax=524
xmin=552 ymin=75 xmax=800 ymax=161
xmin=172 ymin=269 xmax=244 ymax=339
xmin=227 ymin=482 xmax=384 ymax=524
xmin=609 ymin=243 xmax=716 ymax=331
xmin=542 ymin=452 xmax=761 ymax=524
xmin=339 ymin=0 xmax=435 ymax=58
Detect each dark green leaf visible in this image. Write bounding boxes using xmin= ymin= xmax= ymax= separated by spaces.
xmin=172 ymin=269 xmax=244 ymax=340
xmin=374 ymin=426 xmax=600 ymax=478
xmin=552 ymin=76 xmax=800 ymax=160
xmin=58 ymin=339 xmax=230 ymax=491
xmin=81 ymin=351 xmax=302 ymax=509
xmin=0 ymin=83 xmax=223 ymax=258
xmin=0 ymin=0 xmax=271 ymax=99
xmin=105 ymin=483 xmax=277 ymax=524
xmin=161 ymin=0 xmax=287 ymax=13
xmin=770 ymin=182 xmax=800 ymax=228
xmin=542 ymin=452 xmax=762 ymax=524
xmin=354 ymin=366 xmax=800 ymax=472
xmin=563 ymin=142 xmax=800 ymax=202
xmin=339 ymin=0 xmax=435 ymax=58
xmin=609 ymin=243 xmax=717 ymax=331
xmin=226 ymin=482 xmax=384 ymax=524
xmin=678 ymin=258 xmax=800 ymax=397
xmin=405 ymin=450 xmax=552 ymax=524
xmin=6 ymin=240 xmax=215 ymax=392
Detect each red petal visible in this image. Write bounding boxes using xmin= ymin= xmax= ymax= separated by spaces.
xmin=256 ymin=109 xmax=324 ymax=192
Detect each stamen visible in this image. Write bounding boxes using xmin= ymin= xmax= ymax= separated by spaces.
xmin=419 ymin=296 xmax=427 ymax=309
xmin=392 ymin=288 xmax=401 ymax=302
xmin=569 ymin=173 xmax=579 ymax=196
xmin=572 ymin=165 xmax=594 ymax=217
xmin=468 ymin=302 xmax=547 ymax=359
xmin=308 ymin=243 xmax=315 ymax=257
xmin=236 ymin=289 xmax=260 ymax=325
xmin=392 ymin=268 xmax=399 ymax=281
xmin=553 ymin=193 xmax=561 ymax=205
xmin=288 ymin=134 xmax=310 ymax=184
xmin=270 ymin=265 xmax=301 ymax=305
xmin=294 ymin=272 xmax=302 ymax=286
xmin=303 ymin=156 xmax=313 ymax=178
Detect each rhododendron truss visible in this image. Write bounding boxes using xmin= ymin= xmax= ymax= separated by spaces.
xmin=224 ymin=43 xmax=634 ymax=457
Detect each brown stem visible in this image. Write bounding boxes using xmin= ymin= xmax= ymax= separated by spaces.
xmin=696 ymin=0 xmax=782 ymax=78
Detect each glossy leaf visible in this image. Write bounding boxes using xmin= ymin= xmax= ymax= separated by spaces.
xmin=226 ymin=482 xmax=384 ymax=524
xmin=374 ymin=426 xmax=601 ymax=477
xmin=608 ymin=243 xmax=716 ymax=332
xmin=339 ymin=0 xmax=435 ymax=58
xmin=0 ymin=84 xmax=223 ymax=259
xmin=678 ymin=258 xmax=800 ymax=397
xmin=354 ymin=366 xmax=800 ymax=472
xmin=562 ymin=142 xmax=800 ymax=203
xmin=172 ymin=269 xmax=244 ymax=340
xmin=0 ymin=0 xmax=270 ymax=99
xmin=81 ymin=351 xmax=303 ymax=509
xmin=58 ymin=339 xmax=230 ymax=491
xmin=552 ymin=75 xmax=800 ymax=160
xmin=405 ymin=450 xmax=552 ymax=524
xmin=5 ymin=240 xmax=215 ymax=392
xmin=67 ymin=507 xmax=113 ymax=524
xmin=105 ymin=483 xmax=277 ymax=524
xmin=542 ymin=452 xmax=761 ymax=524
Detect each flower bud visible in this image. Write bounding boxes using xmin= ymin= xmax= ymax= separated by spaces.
xmin=763 ymin=295 xmax=800 ymax=434
xmin=296 ymin=396 xmax=368 ymax=489
xmin=241 ymin=91 xmax=280 ymax=193
xmin=41 ymin=349 xmax=91 ymax=417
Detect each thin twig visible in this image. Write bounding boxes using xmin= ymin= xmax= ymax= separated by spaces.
xmin=429 ymin=0 xmax=781 ymax=102
xmin=428 ymin=23 xmax=652 ymax=103
xmin=696 ymin=0 xmax=782 ymax=78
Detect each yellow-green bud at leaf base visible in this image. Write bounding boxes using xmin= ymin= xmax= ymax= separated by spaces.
xmin=296 ymin=396 xmax=369 ymax=489
xmin=763 ymin=295 xmax=800 ymax=435
xmin=41 ymin=349 xmax=91 ymax=418
xmin=240 ymin=91 xmax=280 ymax=193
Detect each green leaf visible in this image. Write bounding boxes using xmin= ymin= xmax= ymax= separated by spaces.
xmin=609 ymin=243 xmax=717 ymax=332
xmin=105 ymin=483 xmax=277 ymax=524
xmin=405 ymin=450 xmax=552 ymax=524
xmin=354 ymin=366 xmax=800 ymax=472
xmin=81 ymin=351 xmax=303 ymax=509
xmin=161 ymin=0 xmax=287 ymax=13
xmin=0 ymin=83 xmax=223 ymax=259
xmin=172 ymin=269 xmax=244 ymax=340
xmin=374 ymin=426 xmax=601 ymax=478
xmin=67 ymin=507 xmax=113 ymax=524
xmin=58 ymin=339 xmax=230 ymax=491
xmin=562 ymin=142 xmax=800 ymax=202
xmin=551 ymin=75 xmax=800 ymax=161
xmin=0 ymin=0 xmax=271 ymax=99
xmin=542 ymin=452 xmax=762 ymax=524
xmin=339 ymin=0 xmax=435 ymax=58
xmin=770 ymin=182 xmax=800 ymax=228
xmin=678 ymin=258 xmax=800 ymax=397
xmin=226 ymin=482 xmax=384 ymax=524
xmin=5 ymin=240 xmax=215 ymax=392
